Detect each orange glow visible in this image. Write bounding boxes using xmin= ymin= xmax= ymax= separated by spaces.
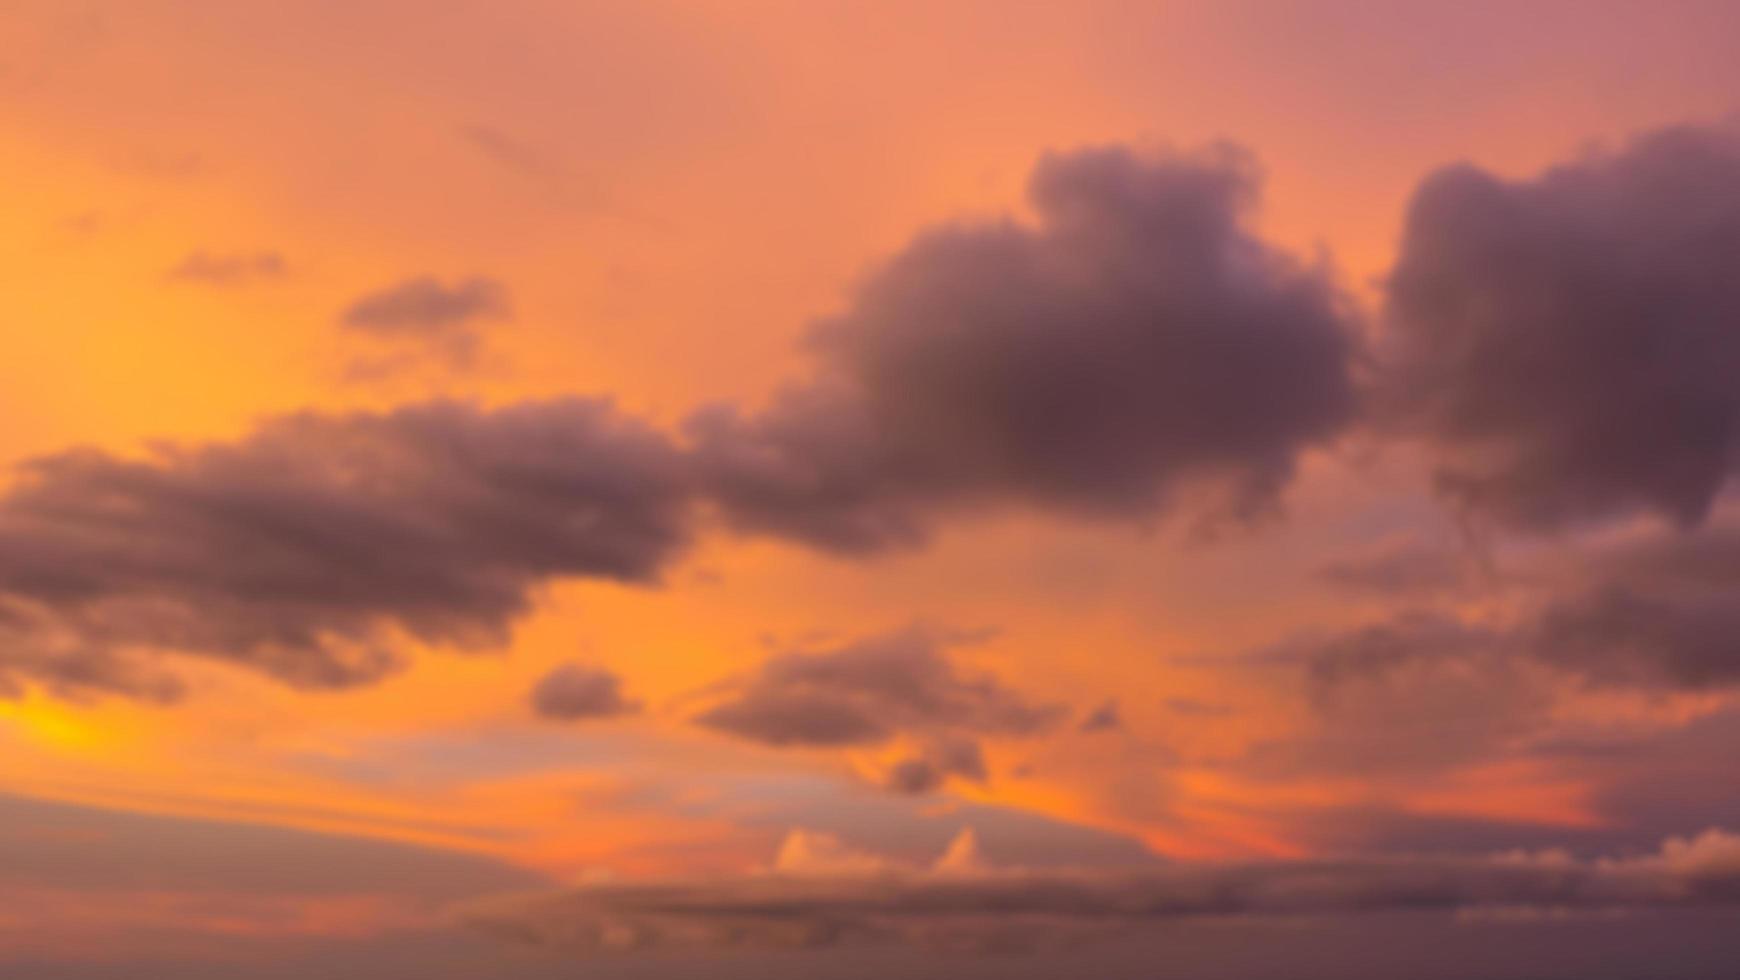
xmin=4 ymin=5 xmax=1739 ymax=971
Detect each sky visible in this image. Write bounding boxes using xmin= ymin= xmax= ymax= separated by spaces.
xmin=5 ymin=1 xmax=1740 ymax=977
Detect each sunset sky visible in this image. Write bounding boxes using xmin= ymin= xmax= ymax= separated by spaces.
xmin=6 ymin=2 xmax=1740 ymax=977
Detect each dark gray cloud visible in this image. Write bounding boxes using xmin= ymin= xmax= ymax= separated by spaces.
xmin=1383 ymin=123 xmax=1740 ymax=531
xmin=340 ymin=276 xmax=514 ymax=369
xmin=691 ymin=144 xmax=1360 ymax=553
xmin=0 ymin=399 xmax=692 ymax=701
xmin=166 ymin=250 xmax=287 ymax=285
xmin=530 ymin=663 xmax=641 ymax=721
xmin=693 ymin=629 xmax=1065 ymax=792
xmin=462 ymin=827 xmax=1740 ymax=954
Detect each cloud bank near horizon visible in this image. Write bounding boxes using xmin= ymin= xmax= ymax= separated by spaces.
xmin=462 ymin=825 xmax=1740 ymax=954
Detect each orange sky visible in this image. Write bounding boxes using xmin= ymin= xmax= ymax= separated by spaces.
xmin=5 ymin=3 xmax=1740 ymax=974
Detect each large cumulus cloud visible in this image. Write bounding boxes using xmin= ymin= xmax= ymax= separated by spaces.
xmin=1383 ymin=123 xmax=1740 ymax=531
xmin=691 ymin=144 xmax=1361 ymax=553
xmin=0 ymin=399 xmax=692 ymax=700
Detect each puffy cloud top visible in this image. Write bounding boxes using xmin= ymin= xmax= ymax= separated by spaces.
xmin=692 ymin=145 xmax=1361 ymax=552
xmin=1384 ymin=124 xmax=1740 ymax=530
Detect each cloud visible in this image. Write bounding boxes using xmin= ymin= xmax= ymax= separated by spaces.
xmin=1164 ymin=696 xmax=1232 ymax=717
xmin=1282 ymin=519 xmax=1740 ymax=692
xmin=1251 ymin=613 xmax=1552 ymax=778
xmin=1531 ymin=585 xmax=1740 ymax=690
xmin=694 ymin=628 xmax=1064 ymax=744
xmin=166 ymin=250 xmax=287 ymax=285
xmin=1592 ymin=525 xmax=1740 ymax=591
xmin=339 ymin=276 xmax=514 ymax=369
xmin=462 ymin=827 xmax=1740 ymax=954
xmin=1244 ymin=526 xmax=1740 ymax=781
xmin=692 ymin=628 xmax=1065 ymax=792
xmin=883 ymin=736 xmax=989 ymax=795
xmin=341 ymin=276 xmax=514 ymax=332
xmin=459 ymin=124 xmax=555 ymax=179
xmin=530 ymin=663 xmax=642 ymax=721
xmin=771 ymin=829 xmax=896 ymax=877
xmin=1382 ymin=123 xmax=1740 ymax=531
xmin=1079 ymin=700 xmax=1122 ymax=733
xmin=690 ymin=143 xmax=1360 ymax=553
xmin=0 ymin=399 xmax=692 ymax=701
xmin=1296 ymin=613 xmax=1502 ymax=694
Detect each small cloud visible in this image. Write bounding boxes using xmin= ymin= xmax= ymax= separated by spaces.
xmin=341 ymin=275 xmax=512 ymax=333
xmin=691 ymin=627 xmax=1064 ymax=796
xmin=460 ymin=124 xmax=555 ymax=179
xmin=686 ymin=143 xmax=1360 ymax=554
xmin=60 ymin=211 xmax=106 ymax=236
xmin=1383 ymin=122 xmax=1740 ymax=532
xmin=339 ymin=275 xmax=513 ymax=372
xmin=530 ymin=663 xmax=642 ymax=722
xmin=693 ymin=627 xmax=1063 ymax=748
xmin=166 ymin=250 xmax=287 ymax=286
xmin=882 ymin=736 xmax=988 ymax=795
xmin=1078 ymin=699 xmax=1122 ymax=733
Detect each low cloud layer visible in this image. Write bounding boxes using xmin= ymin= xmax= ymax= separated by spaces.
xmin=1384 ymin=123 xmax=1740 ymax=531
xmin=463 ymin=826 xmax=1740 ymax=954
xmin=691 ymin=144 xmax=1360 ymax=552
xmin=0 ymin=399 xmax=691 ymax=700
